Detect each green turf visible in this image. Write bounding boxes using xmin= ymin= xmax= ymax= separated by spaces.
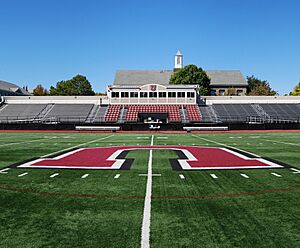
xmin=0 ymin=132 xmax=299 ymax=248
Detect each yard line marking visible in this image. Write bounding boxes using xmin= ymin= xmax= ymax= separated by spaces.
xmin=192 ymin=135 xmax=259 ymax=157
xmin=114 ymin=174 xmax=120 ymax=179
xmin=141 ymin=135 xmax=154 ymax=248
xmin=210 ymin=174 xmax=218 ymax=179
xmin=291 ymin=168 xmax=300 ymax=174
xmin=179 ymin=174 xmax=185 ymax=179
xmin=41 ymin=135 xmax=114 ymax=158
xmin=139 ymin=174 xmax=161 ymax=177
xmin=261 ymin=139 xmax=300 ymax=147
xmin=240 ymin=173 xmax=249 ymax=178
xmin=81 ymin=174 xmax=89 ymax=179
xmin=50 ymin=173 xmax=59 ymax=178
xmin=271 ymin=172 xmax=282 ymax=177
xmin=0 ymin=137 xmax=56 ymax=148
xmin=18 ymin=172 xmax=28 ymax=177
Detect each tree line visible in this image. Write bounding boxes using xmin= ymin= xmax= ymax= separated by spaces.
xmin=32 ymin=68 xmax=300 ymax=96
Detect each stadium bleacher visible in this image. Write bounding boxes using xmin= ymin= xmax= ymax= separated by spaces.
xmin=0 ymin=104 xmax=47 ymax=122
xmin=259 ymin=104 xmax=300 ymax=121
xmin=45 ymin=104 xmax=94 ymax=122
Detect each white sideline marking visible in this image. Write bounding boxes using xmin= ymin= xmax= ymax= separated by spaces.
xmin=114 ymin=174 xmax=120 ymax=179
xmin=137 ymin=137 xmax=150 ymax=139
xmin=179 ymin=174 xmax=185 ymax=179
xmin=291 ymin=168 xmax=300 ymax=174
xmin=140 ymin=135 xmax=154 ymax=248
xmin=0 ymin=137 xmax=55 ymax=148
xmin=41 ymin=135 xmax=114 ymax=158
xmin=157 ymin=137 xmax=168 ymax=139
xmin=18 ymin=172 xmax=28 ymax=177
xmin=210 ymin=174 xmax=218 ymax=179
xmin=50 ymin=173 xmax=59 ymax=178
xmin=271 ymin=172 xmax=282 ymax=177
xmin=139 ymin=174 xmax=161 ymax=177
xmin=240 ymin=173 xmax=249 ymax=178
xmin=81 ymin=174 xmax=89 ymax=179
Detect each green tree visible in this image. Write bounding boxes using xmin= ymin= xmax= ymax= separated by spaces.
xmin=33 ymin=84 xmax=49 ymax=96
xmin=169 ymin=64 xmax=211 ymax=95
xmin=49 ymin=75 xmax=95 ymax=96
xmin=289 ymin=82 xmax=300 ymax=96
xmin=247 ymin=76 xmax=277 ymax=96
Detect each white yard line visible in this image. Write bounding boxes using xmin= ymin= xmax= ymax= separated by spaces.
xmin=50 ymin=173 xmax=59 ymax=178
xmin=179 ymin=174 xmax=185 ymax=179
xmin=141 ymin=135 xmax=154 ymax=248
xmin=240 ymin=173 xmax=249 ymax=178
xmin=139 ymin=174 xmax=161 ymax=177
xmin=271 ymin=172 xmax=282 ymax=177
xmin=114 ymin=174 xmax=120 ymax=179
xmin=261 ymin=139 xmax=300 ymax=147
xmin=192 ymin=135 xmax=259 ymax=157
xmin=210 ymin=174 xmax=218 ymax=179
xmin=18 ymin=172 xmax=28 ymax=177
xmin=41 ymin=135 xmax=114 ymax=158
xmin=0 ymin=137 xmax=56 ymax=148
xmin=81 ymin=174 xmax=89 ymax=179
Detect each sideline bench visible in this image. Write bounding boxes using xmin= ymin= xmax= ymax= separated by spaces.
xmin=75 ymin=126 xmax=120 ymax=132
xmin=183 ymin=126 xmax=228 ymax=132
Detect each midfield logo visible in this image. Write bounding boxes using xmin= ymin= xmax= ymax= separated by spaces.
xmin=11 ymin=146 xmax=285 ymax=170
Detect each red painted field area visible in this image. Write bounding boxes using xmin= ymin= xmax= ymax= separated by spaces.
xmin=17 ymin=146 xmax=283 ymax=170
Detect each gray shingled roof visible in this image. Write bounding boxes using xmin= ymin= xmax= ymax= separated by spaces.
xmin=0 ymin=80 xmax=30 ymax=95
xmin=206 ymin=70 xmax=247 ymax=86
xmin=113 ymin=70 xmax=247 ymax=86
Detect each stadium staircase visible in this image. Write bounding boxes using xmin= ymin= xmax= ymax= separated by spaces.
xmin=93 ymin=105 xmax=108 ymax=123
xmin=37 ymin=104 xmax=55 ymax=121
xmin=85 ymin=104 xmax=100 ymax=123
xmin=199 ymin=105 xmax=220 ymax=123
xmin=118 ymin=106 xmax=128 ymax=123
xmin=180 ymin=106 xmax=189 ymax=123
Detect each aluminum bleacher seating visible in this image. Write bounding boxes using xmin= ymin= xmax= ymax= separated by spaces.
xmin=0 ymin=104 xmax=47 ymax=121
xmin=45 ymin=104 xmax=94 ymax=122
xmin=213 ymin=104 xmax=261 ymax=123
xmin=259 ymin=104 xmax=300 ymax=121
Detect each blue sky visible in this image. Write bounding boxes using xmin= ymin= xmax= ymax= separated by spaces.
xmin=0 ymin=0 xmax=299 ymax=95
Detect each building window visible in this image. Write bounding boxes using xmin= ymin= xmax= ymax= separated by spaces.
xmin=121 ymin=92 xmax=129 ymax=98
xmin=237 ymin=90 xmax=243 ymax=96
xmin=149 ymin=92 xmax=157 ymax=98
xmin=210 ymin=90 xmax=216 ymax=96
xmin=177 ymin=92 xmax=185 ymax=98
xmin=140 ymin=92 xmax=148 ymax=98
xmin=159 ymin=92 xmax=166 ymax=98
xmin=187 ymin=92 xmax=195 ymax=98
xmin=130 ymin=92 xmax=138 ymax=98
xmin=219 ymin=90 xmax=225 ymax=96
xmin=168 ymin=92 xmax=176 ymax=98
xmin=111 ymin=92 xmax=119 ymax=98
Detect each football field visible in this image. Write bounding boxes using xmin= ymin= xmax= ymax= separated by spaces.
xmin=0 ymin=131 xmax=299 ymax=248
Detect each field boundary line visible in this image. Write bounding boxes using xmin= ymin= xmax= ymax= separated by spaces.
xmin=41 ymin=135 xmax=114 ymax=158
xmin=0 ymin=137 xmax=56 ymax=148
xmin=141 ymin=135 xmax=153 ymax=248
xmin=192 ymin=135 xmax=260 ymax=157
